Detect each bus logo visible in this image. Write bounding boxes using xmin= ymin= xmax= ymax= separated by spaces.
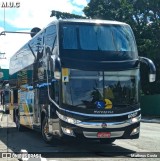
xmin=96 ymin=101 xmax=105 ymax=109
xmin=104 ymin=99 xmax=113 ymax=109
xmin=96 ymin=100 xmax=113 ymax=109
xmin=101 ymin=123 xmax=107 ymax=128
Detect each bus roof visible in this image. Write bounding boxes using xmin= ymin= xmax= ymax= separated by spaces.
xmin=48 ymin=19 xmax=128 ymax=26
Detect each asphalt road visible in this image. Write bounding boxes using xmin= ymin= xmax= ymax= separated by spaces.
xmin=0 ymin=113 xmax=160 ymax=161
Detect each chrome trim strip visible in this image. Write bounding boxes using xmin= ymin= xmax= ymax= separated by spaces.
xmin=57 ymin=106 xmax=140 ymax=117
xmin=57 ymin=109 xmax=141 ymax=129
xmin=83 ymin=131 xmax=124 ymax=138
xmin=76 ymin=115 xmax=141 ymax=129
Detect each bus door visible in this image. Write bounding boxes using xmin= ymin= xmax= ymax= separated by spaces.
xmin=33 ymin=88 xmax=41 ymax=127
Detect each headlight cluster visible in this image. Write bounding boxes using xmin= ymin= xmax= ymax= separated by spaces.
xmin=57 ymin=111 xmax=81 ymax=124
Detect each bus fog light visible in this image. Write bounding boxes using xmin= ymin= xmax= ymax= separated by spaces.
xmin=61 ymin=127 xmax=75 ymax=137
xmin=131 ymin=127 xmax=140 ymax=135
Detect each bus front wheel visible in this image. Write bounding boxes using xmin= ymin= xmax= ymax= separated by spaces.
xmin=15 ymin=111 xmax=23 ymax=131
xmin=41 ymin=117 xmax=53 ymax=143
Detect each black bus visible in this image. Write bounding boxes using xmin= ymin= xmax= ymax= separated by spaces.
xmin=9 ymin=19 xmax=156 ymax=144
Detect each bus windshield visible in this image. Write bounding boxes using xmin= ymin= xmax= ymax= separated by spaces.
xmin=62 ymin=24 xmax=137 ymax=52
xmin=62 ymin=69 xmax=139 ymax=109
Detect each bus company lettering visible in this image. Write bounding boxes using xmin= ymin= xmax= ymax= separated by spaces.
xmin=128 ymin=112 xmax=138 ymax=119
xmin=94 ymin=110 xmax=114 ymax=114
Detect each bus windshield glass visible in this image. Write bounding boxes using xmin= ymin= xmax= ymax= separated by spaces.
xmin=62 ymin=69 xmax=139 ymax=109
xmin=62 ymin=24 xmax=137 ymax=52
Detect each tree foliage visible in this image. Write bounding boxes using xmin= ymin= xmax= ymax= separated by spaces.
xmin=83 ymin=0 xmax=160 ymax=95
xmin=50 ymin=10 xmax=85 ymax=19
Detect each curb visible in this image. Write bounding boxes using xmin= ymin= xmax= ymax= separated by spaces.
xmin=141 ymin=118 xmax=160 ymax=123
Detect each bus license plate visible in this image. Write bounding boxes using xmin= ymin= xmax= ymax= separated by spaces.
xmin=97 ymin=132 xmax=111 ymax=138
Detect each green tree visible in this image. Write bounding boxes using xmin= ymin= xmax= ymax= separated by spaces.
xmin=83 ymin=0 xmax=160 ymax=95
xmin=50 ymin=10 xmax=85 ymax=19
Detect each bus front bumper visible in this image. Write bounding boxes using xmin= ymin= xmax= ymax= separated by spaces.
xmin=57 ymin=114 xmax=141 ymax=139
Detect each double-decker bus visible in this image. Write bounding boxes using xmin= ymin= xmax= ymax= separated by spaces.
xmin=9 ymin=19 xmax=156 ymax=144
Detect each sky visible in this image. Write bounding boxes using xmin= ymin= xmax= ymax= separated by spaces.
xmin=0 ymin=0 xmax=89 ymax=69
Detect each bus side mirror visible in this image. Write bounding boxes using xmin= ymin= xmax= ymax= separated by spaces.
xmin=139 ymin=57 xmax=156 ymax=82
xmin=51 ymin=56 xmax=61 ymax=80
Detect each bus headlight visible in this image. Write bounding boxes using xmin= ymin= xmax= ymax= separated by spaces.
xmin=57 ymin=111 xmax=81 ymax=125
xmin=67 ymin=117 xmax=77 ymax=124
xmin=66 ymin=116 xmax=81 ymax=124
xmin=131 ymin=115 xmax=141 ymax=123
xmin=131 ymin=117 xmax=138 ymax=123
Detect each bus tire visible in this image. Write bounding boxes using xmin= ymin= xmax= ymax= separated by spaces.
xmin=15 ymin=111 xmax=23 ymax=131
xmin=41 ymin=117 xmax=53 ymax=143
xmin=100 ymin=139 xmax=116 ymax=144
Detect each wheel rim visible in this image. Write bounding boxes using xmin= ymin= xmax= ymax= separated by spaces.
xmin=43 ymin=122 xmax=52 ymax=141
xmin=43 ymin=121 xmax=51 ymax=138
xmin=42 ymin=118 xmax=53 ymax=142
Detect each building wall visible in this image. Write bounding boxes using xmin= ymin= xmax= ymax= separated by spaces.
xmin=0 ymin=69 xmax=9 ymax=80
